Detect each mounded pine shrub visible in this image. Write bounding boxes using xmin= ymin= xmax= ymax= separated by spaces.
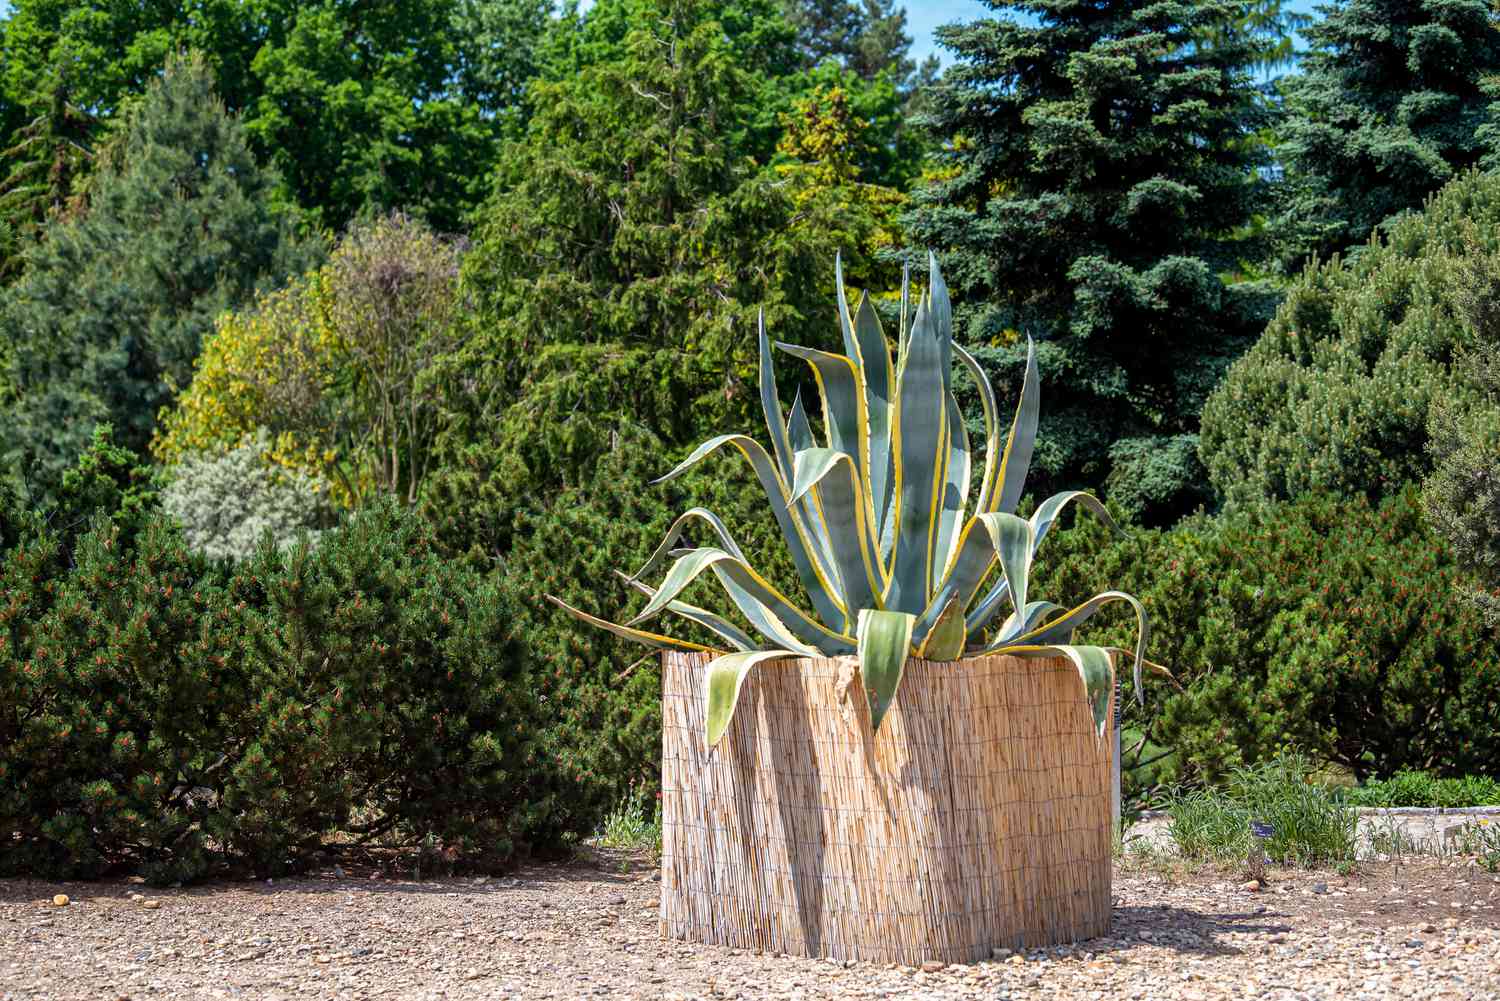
xmin=1033 ymin=485 xmax=1500 ymax=786
xmin=1 ymin=437 xmax=569 ymax=881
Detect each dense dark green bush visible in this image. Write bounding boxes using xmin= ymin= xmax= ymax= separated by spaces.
xmin=1201 ymin=168 xmax=1500 ymax=508
xmin=500 ymin=421 xmax=801 ymax=831
xmin=0 ymin=448 xmax=565 ymax=881
xmin=1033 ymin=485 xmax=1500 ymax=787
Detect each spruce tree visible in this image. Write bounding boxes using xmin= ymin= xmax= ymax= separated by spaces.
xmin=1276 ymin=0 xmax=1500 ymax=267
xmin=0 ymin=51 xmax=313 ymax=501
xmin=904 ymin=0 xmax=1279 ymax=523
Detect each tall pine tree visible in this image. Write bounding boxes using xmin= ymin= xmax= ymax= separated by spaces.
xmin=0 ymin=51 xmax=314 ymax=500
xmin=1275 ymin=0 xmax=1500 ymax=267
xmin=905 ymin=0 xmax=1280 ymax=523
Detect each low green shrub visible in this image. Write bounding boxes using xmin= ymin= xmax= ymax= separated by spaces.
xmin=1033 ymin=485 xmax=1500 ymax=787
xmin=1 ymin=437 xmax=568 ymax=881
xmin=1166 ymin=753 xmax=1359 ymax=866
xmin=1343 ymin=772 xmax=1500 ymax=808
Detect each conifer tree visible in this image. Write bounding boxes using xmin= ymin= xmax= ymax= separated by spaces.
xmin=0 ymin=51 xmax=313 ymax=501
xmin=1276 ymin=0 xmax=1500 ymax=267
xmin=904 ymin=0 xmax=1280 ymax=523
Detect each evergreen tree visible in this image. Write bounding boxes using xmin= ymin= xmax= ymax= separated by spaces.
xmin=904 ymin=0 xmax=1280 ymax=524
xmin=0 ymin=75 xmax=96 ymax=282
xmin=424 ymin=0 xmax=853 ymax=557
xmin=0 ymin=52 xmax=314 ymax=501
xmin=1276 ymin=0 xmax=1500 ymax=267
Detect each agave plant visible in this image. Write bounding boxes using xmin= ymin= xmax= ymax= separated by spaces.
xmin=549 ymin=255 xmax=1156 ymax=749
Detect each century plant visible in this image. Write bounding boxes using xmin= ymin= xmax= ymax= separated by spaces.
xmin=550 ymin=255 xmax=1157 ymax=749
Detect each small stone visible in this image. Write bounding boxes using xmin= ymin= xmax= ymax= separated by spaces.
xmin=51 ymin=894 xmax=69 ymax=907
xmin=143 ymin=899 xmax=161 ymax=910
xmin=991 ymin=947 xmax=1013 ymax=960
xmin=609 ymin=895 xmax=627 ymax=905
xmin=1421 ymin=923 xmax=1436 ymax=933
xmin=920 ymin=960 xmax=946 ymax=973
xmin=1007 ymin=954 xmax=1025 ymax=965
xmin=1312 ymin=882 xmax=1328 ymax=894
xmin=332 ymin=866 xmax=346 ymax=879
xmin=1240 ymin=880 xmax=1261 ymax=893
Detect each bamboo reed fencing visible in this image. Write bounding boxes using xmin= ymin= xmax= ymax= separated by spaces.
xmin=659 ymin=651 xmax=1114 ymax=965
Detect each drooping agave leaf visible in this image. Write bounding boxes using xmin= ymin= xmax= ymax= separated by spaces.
xmin=705 ymin=650 xmax=802 ymax=750
xmin=790 ymin=448 xmax=883 ymax=620
xmin=854 ymin=293 xmax=896 ymax=546
xmin=886 ymin=300 xmax=947 ymax=614
xmin=954 ymin=343 xmax=1001 ymax=517
xmin=994 ymin=338 xmax=1040 ymax=514
xmin=918 ymin=596 xmax=966 ymax=661
xmin=758 ymin=313 xmax=797 ymax=486
xmin=546 ymin=595 xmax=712 ymax=652
xmin=626 ymin=547 xmax=851 ymax=653
xmin=1000 ymin=644 xmax=1116 ymax=737
xmin=654 ymin=433 xmax=845 ymax=630
xmin=618 ymin=572 xmax=758 ymax=652
xmin=933 ymin=391 xmax=971 ymax=591
xmin=989 ymin=600 xmax=1065 ymax=648
xmin=1030 ymin=490 xmax=1113 ymax=553
xmin=1001 ymin=590 xmax=1149 ymax=699
xmin=857 ymin=608 xmax=915 ymax=734
xmin=628 ymin=507 xmax=748 ymax=584
xmin=714 ymin=571 xmax=824 ymax=657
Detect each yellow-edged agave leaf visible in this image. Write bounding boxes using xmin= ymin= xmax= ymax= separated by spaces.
xmin=1001 ymin=644 xmax=1115 ymax=737
xmin=705 ymin=650 xmax=801 ymax=750
xmin=986 ymin=511 xmax=1034 ymax=619
xmin=545 ymin=595 xmax=712 ymax=652
xmin=617 ymin=572 xmax=758 ymax=652
xmin=857 ymin=608 xmax=916 ymax=734
xmin=993 ymin=338 xmax=1040 ymax=514
xmin=927 ymin=253 xmax=954 ymax=397
xmin=713 ymin=571 xmax=825 ymax=656
xmin=626 ymin=547 xmax=851 ymax=654
xmin=988 ymin=599 xmax=1065 ymax=648
xmin=917 ymin=596 xmax=966 ymax=661
xmin=758 ymin=314 xmax=798 ymax=486
xmin=886 ymin=299 xmax=947 ymax=614
xmin=628 ymin=506 xmax=748 ymax=584
xmin=790 ymin=448 xmax=883 ymax=619
xmin=913 ymin=510 xmax=1026 ymax=648
xmin=1030 ymin=490 xmax=1113 ymax=553
xmin=1003 ymin=590 xmax=1149 ymax=698
xmin=954 ymin=343 xmax=1001 ymax=516
xmin=933 ymin=392 xmax=971 ymax=590
xmin=854 ymin=292 xmax=896 ymax=544
xmin=654 ymin=432 xmax=845 ymax=630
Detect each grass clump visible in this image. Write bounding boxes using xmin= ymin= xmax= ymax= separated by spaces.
xmin=1343 ymin=772 xmax=1500 ymax=808
xmin=596 ymin=785 xmax=662 ymax=854
xmin=1166 ymin=752 xmax=1358 ymax=867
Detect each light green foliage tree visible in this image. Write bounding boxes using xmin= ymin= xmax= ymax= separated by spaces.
xmin=0 ymin=51 xmax=313 ymax=501
xmin=160 ymin=431 xmax=332 ymax=562
xmin=1201 ymin=169 xmax=1500 ymax=509
xmin=903 ymin=0 xmax=1284 ymax=524
xmin=0 ymin=0 xmax=554 ymax=230
xmin=156 ymin=214 xmax=464 ymax=508
xmin=1275 ymin=0 xmax=1500 ymax=269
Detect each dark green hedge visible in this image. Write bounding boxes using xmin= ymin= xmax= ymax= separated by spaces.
xmin=1033 ymin=485 xmax=1500 ymax=789
xmin=0 ymin=462 xmax=564 ymax=882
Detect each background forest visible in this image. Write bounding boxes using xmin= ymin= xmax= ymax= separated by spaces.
xmin=2 ymin=0 xmax=1500 ymax=881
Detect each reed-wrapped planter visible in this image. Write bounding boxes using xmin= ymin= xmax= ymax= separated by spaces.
xmin=659 ymin=651 xmax=1115 ymax=965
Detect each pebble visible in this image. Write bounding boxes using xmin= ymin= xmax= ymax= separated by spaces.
xmin=1240 ymin=879 xmax=1261 ymax=892
xmin=51 ymin=894 xmax=69 ymax=907
xmin=920 ymin=960 xmax=945 ymax=973
xmin=142 ymin=899 xmax=161 ymax=910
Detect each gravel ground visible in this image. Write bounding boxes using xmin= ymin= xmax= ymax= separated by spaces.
xmin=2 ymin=851 xmax=1498 ymax=1001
